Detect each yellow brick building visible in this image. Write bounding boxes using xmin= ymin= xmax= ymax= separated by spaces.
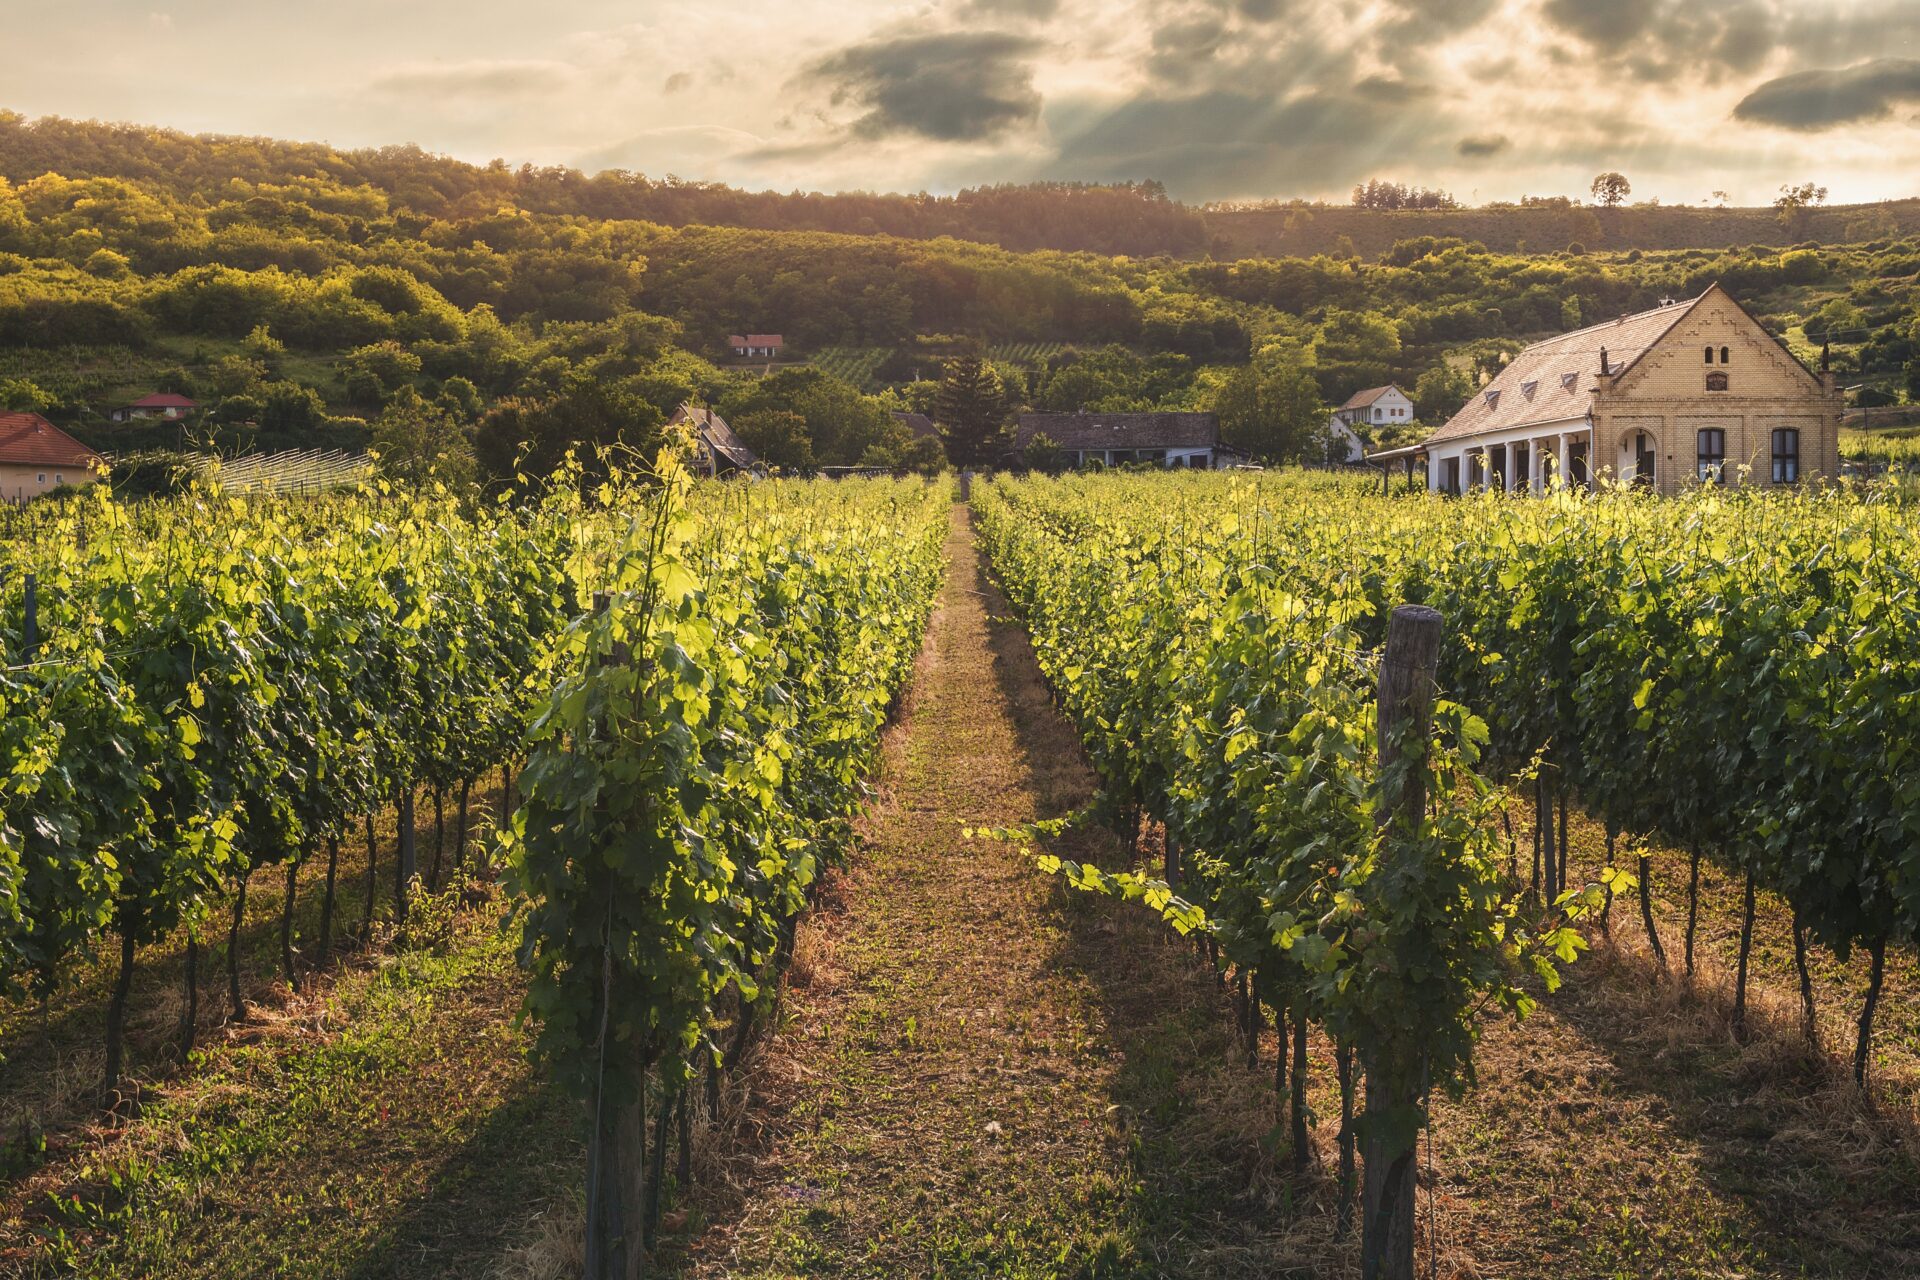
xmin=1419 ymin=284 xmax=1842 ymax=496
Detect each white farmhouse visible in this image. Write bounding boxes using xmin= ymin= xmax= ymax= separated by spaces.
xmin=1328 ymin=385 xmax=1413 ymax=462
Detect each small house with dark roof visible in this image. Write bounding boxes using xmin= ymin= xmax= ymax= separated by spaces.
xmin=669 ymin=403 xmax=758 ymax=476
xmin=1422 ymin=285 xmax=1840 ymax=496
xmin=1013 ymin=411 xmax=1234 ymax=470
xmin=728 ymin=334 xmax=783 ymax=360
xmin=109 ymin=392 xmax=199 ymax=423
xmin=891 ymin=411 xmax=939 ymax=442
xmin=0 ymin=412 xmax=105 ymax=502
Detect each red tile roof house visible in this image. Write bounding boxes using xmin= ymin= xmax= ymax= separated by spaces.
xmin=728 ymin=334 xmax=784 ymax=360
xmin=109 ymin=392 xmax=199 ymax=423
xmin=0 ymin=412 xmax=106 ymax=502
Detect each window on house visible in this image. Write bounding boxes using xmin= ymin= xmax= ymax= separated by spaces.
xmin=1720 ymin=346 xmax=1730 ymax=364
xmin=1704 ymin=346 xmax=1715 ymax=364
xmin=1771 ymin=429 xmax=1800 ymax=483
xmin=1521 ymin=380 xmax=1538 ymax=400
xmin=1706 ymin=371 xmax=1729 ymax=391
xmin=1696 ymin=429 xmax=1726 ymax=483
xmin=1561 ymin=372 xmax=1578 ymax=390
xmin=1484 ymin=389 xmax=1500 ymax=408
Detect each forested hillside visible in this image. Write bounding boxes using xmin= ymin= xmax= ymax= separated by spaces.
xmin=2 ymin=110 xmax=1918 ymax=473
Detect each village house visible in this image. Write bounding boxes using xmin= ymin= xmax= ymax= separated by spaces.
xmin=729 ymin=334 xmax=783 ymax=360
xmin=0 ymin=412 xmax=105 ymax=502
xmin=109 ymin=392 xmax=198 ymax=423
xmin=890 ymin=410 xmax=939 ymax=443
xmin=668 ymin=402 xmax=759 ymax=476
xmin=1328 ymin=385 xmax=1412 ymax=462
xmin=1013 ymin=412 xmax=1241 ymax=470
xmin=1417 ymin=284 xmax=1840 ymax=496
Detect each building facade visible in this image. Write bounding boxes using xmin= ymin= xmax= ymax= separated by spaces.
xmin=0 ymin=412 xmax=105 ymax=502
xmin=728 ymin=334 xmax=784 ymax=359
xmin=109 ymin=392 xmax=198 ymax=423
xmin=1013 ymin=412 xmax=1239 ymax=469
xmin=1422 ymin=285 xmax=1840 ymax=496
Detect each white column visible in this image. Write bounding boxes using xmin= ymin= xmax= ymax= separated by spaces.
xmin=1530 ymin=438 xmax=1546 ymax=495
xmin=1499 ymin=441 xmax=1512 ymax=492
xmin=1557 ymin=434 xmax=1571 ymax=489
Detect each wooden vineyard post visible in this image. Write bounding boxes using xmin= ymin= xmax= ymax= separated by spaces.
xmin=1362 ymin=603 xmax=1442 ymax=1280
xmin=583 ymin=591 xmax=649 ymax=1280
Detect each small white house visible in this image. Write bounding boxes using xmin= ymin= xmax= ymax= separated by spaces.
xmin=1328 ymin=385 xmax=1414 ymax=462
xmin=728 ymin=334 xmax=784 ymax=360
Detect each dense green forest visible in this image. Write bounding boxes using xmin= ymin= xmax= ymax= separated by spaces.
xmin=2 ymin=111 xmax=1917 ymax=476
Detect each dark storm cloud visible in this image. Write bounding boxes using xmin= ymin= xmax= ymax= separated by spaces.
xmin=801 ymin=31 xmax=1043 ymax=142
xmin=1734 ymin=58 xmax=1920 ymax=130
xmin=1456 ymin=133 xmax=1510 ymax=157
xmin=1147 ymin=15 xmax=1230 ymax=84
xmin=1051 ymin=84 xmax=1436 ymax=197
xmin=1540 ymin=0 xmax=1776 ymax=81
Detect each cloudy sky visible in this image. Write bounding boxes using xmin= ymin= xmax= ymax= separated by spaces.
xmin=7 ymin=0 xmax=1920 ymax=205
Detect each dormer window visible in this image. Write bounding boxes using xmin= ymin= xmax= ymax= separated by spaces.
xmin=1521 ymin=380 xmax=1538 ymax=400
xmin=1706 ymin=371 xmax=1729 ymax=391
xmin=1484 ymin=389 xmax=1500 ymax=408
xmin=1561 ymin=372 xmax=1578 ymax=390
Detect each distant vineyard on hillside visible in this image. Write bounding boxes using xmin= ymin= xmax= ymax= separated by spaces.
xmin=810 ymin=347 xmax=889 ymax=391
xmin=200 ymin=449 xmax=373 ymax=494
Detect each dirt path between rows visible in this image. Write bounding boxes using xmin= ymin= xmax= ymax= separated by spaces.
xmin=681 ymin=505 xmax=1310 ymax=1279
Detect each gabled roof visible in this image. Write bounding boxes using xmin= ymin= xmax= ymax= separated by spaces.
xmin=671 ymin=403 xmax=757 ymax=469
xmin=728 ymin=334 xmax=783 ymax=347
xmin=1015 ymin=412 xmax=1218 ymax=451
xmin=1424 ymin=294 xmax=1704 ymax=445
xmin=0 ymin=413 xmax=105 ymax=468
xmin=125 ymin=392 xmax=198 ymax=409
xmin=891 ymin=411 xmax=939 ymax=440
xmin=1339 ymin=385 xmax=1405 ymax=410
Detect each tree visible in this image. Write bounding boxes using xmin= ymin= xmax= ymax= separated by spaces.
xmin=1212 ymin=362 xmax=1326 ymax=464
xmin=1411 ymin=363 xmax=1473 ymax=424
xmin=1775 ymin=182 xmax=1828 ymax=237
xmin=734 ymin=408 xmax=815 ymax=471
xmin=370 ymin=386 xmax=475 ymax=488
xmin=1021 ymin=431 xmax=1065 ymax=474
xmin=1590 ymin=172 xmax=1631 ymax=208
xmin=340 ymin=340 xmax=422 ymax=407
xmin=932 ymin=353 xmax=1009 ymax=468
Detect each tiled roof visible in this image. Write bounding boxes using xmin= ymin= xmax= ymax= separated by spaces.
xmin=1015 ymin=412 xmax=1219 ymax=451
xmin=0 ymin=413 xmax=104 ymax=468
xmin=672 ymin=403 xmax=757 ymax=469
xmin=891 ymin=411 xmax=939 ymax=440
xmin=1423 ymin=294 xmax=1704 ymax=445
xmin=728 ymin=334 xmax=783 ymax=346
xmin=126 ymin=392 xmax=198 ymax=409
xmin=1339 ymin=385 xmax=1403 ymax=410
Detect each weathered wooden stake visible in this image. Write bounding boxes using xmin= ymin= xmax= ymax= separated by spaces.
xmin=1361 ymin=603 xmax=1441 ymax=1280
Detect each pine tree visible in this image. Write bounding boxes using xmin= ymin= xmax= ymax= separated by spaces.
xmin=933 ymin=354 xmax=1009 ymax=468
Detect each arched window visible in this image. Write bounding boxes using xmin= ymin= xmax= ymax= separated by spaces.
xmin=1704 ymin=346 xmax=1715 ymax=364
xmin=1706 ymin=371 xmax=1729 ymax=391
xmin=1696 ymin=428 xmax=1726 ymax=483
xmin=1720 ymin=346 xmax=1730 ymax=364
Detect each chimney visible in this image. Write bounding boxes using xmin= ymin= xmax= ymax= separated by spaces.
xmin=1820 ymin=341 xmax=1831 ymax=373
xmin=1598 ymin=346 xmax=1610 ymax=376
